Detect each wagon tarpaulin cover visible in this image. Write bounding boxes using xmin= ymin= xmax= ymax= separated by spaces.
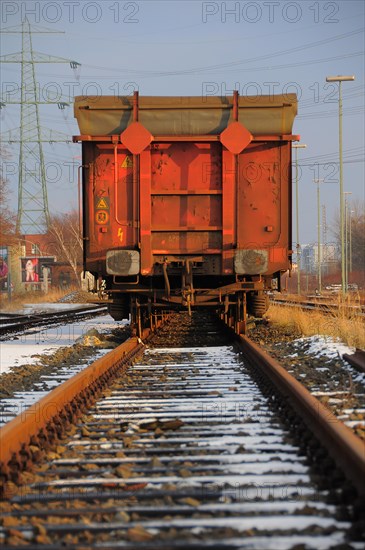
xmin=74 ymin=94 xmax=297 ymax=137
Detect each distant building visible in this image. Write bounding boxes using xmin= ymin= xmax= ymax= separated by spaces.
xmin=10 ymin=234 xmax=81 ymax=292
xmin=299 ymin=243 xmax=339 ymax=274
xmin=300 ymin=245 xmax=316 ymax=274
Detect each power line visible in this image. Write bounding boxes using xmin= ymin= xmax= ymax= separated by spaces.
xmin=79 ymin=28 xmax=364 ymax=77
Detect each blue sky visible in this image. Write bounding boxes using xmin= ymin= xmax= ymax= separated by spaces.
xmin=1 ymin=0 xmax=364 ymax=244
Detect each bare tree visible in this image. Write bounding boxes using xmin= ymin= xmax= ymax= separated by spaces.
xmin=48 ymin=210 xmax=82 ymax=286
xmin=350 ymin=202 xmax=365 ymax=273
xmin=331 ymin=201 xmax=365 ymax=274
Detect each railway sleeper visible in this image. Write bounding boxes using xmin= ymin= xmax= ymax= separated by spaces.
xmin=0 ymin=312 xmax=364 ymax=548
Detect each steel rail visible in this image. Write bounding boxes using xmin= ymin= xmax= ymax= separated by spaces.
xmin=1 ymin=310 xmax=364 ymax=505
xmin=1 ymin=312 xmax=363 ymax=548
xmin=0 ymin=304 xmax=108 ymax=336
xmin=238 ymin=335 xmax=365 ymax=497
xmin=343 ymin=349 xmax=365 ymax=373
xmin=0 ymin=333 xmax=150 ymax=485
xmin=0 ymin=313 xmax=38 ymax=324
xmin=270 ymin=296 xmax=364 ymax=316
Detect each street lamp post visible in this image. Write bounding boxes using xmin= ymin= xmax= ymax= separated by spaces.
xmin=292 ymin=143 xmax=307 ymax=295
xmin=344 ymin=191 xmax=352 ymax=290
xmin=350 ymin=210 xmax=355 ymax=273
xmin=325 ymin=75 xmax=355 ymax=295
xmin=314 ymin=179 xmax=324 ymax=293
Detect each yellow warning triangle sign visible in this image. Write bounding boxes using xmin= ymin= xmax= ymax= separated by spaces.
xmin=96 ymin=197 xmax=109 ymax=209
xmin=121 ymin=155 xmax=133 ymax=168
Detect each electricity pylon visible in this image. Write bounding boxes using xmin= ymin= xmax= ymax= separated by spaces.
xmin=0 ymin=21 xmax=80 ymax=234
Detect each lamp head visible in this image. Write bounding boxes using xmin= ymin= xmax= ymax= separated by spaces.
xmin=326 ymin=76 xmax=355 ymax=82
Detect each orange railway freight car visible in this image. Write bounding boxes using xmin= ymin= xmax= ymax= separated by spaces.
xmin=74 ymin=91 xmax=298 ymax=333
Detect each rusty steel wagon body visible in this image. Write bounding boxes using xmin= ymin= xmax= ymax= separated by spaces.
xmin=74 ymin=91 xmax=298 ymax=332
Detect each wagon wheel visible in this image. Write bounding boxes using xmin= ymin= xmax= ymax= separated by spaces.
xmin=250 ymin=293 xmax=269 ymax=318
xmin=108 ymin=295 xmax=130 ymax=321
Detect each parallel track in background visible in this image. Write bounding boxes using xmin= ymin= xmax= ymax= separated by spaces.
xmin=0 ymin=305 xmax=108 ymax=338
xmin=0 ymin=312 xmax=364 ymax=548
xmin=270 ymin=296 xmax=365 ymax=317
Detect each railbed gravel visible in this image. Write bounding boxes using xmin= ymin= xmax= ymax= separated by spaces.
xmin=1 ymin=313 xmax=363 ymax=440
xmin=1 ymin=312 xmax=364 ymax=548
xmin=249 ymin=320 xmax=365 ymax=440
xmin=0 ymin=326 xmax=131 ymax=400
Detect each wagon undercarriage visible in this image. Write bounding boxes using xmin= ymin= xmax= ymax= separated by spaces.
xmin=107 ymin=272 xmax=271 ymax=336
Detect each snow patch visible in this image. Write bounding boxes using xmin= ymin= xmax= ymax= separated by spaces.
xmin=292 ymin=335 xmax=355 ymax=360
xmin=0 ymin=314 xmax=124 ymax=374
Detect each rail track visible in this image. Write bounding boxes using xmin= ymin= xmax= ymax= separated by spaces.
xmin=270 ymin=295 xmax=365 ymax=317
xmin=1 ymin=312 xmax=364 ymax=548
xmin=342 ymin=350 xmax=365 ymax=374
xmin=0 ymin=313 xmax=129 ymax=427
xmin=0 ymin=305 xmax=108 ymax=338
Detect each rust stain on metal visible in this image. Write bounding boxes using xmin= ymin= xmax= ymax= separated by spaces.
xmin=239 ymin=335 xmax=365 ymax=497
xmin=0 ymin=337 xmax=144 ymax=481
xmin=78 ymin=95 xmax=294 ymax=280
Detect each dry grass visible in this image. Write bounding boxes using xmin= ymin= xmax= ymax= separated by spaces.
xmin=267 ymin=301 xmax=365 ymax=349
xmin=0 ymin=287 xmax=79 ymax=313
